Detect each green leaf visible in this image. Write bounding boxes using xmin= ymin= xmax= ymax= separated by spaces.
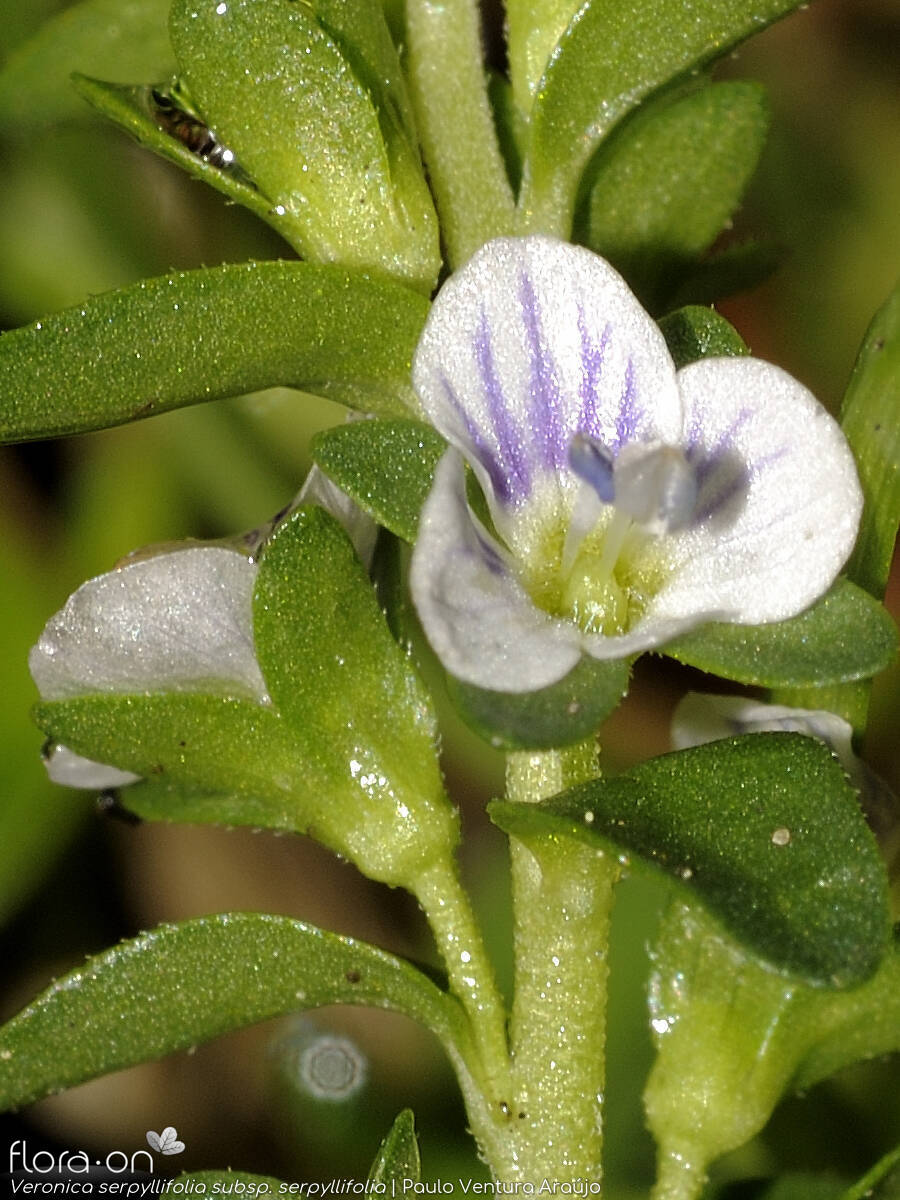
xmin=658 ymin=306 xmax=749 ymax=368
xmin=0 ymin=913 xmax=471 ymax=1110
xmin=519 ymin=0 xmax=808 ymax=236
xmin=254 ymin=508 xmax=458 ymax=886
xmin=312 ymin=419 xmax=447 ymax=543
xmin=170 ymin=0 xmax=439 ymax=290
xmin=490 ymin=734 xmax=890 ymax=985
xmin=448 ymin=655 xmax=631 ymax=751
xmin=71 ymin=76 xmax=298 ymax=240
xmin=0 ymin=0 xmax=173 ymax=130
xmin=368 ymin=1110 xmax=422 ymax=1186
xmin=33 ymin=692 xmax=324 ymax=832
xmin=584 ymin=82 xmax=769 ymax=310
xmin=0 ymin=261 xmax=428 ymax=443
xmin=841 ymin=279 xmax=900 ymax=600
xmin=663 ymin=578 xmax=898 ymax=687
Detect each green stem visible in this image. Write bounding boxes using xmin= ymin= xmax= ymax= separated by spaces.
xmin=651 ymin=1151 xmax=708 ymax=1200
xmin=500 ymin=744 xmax=619 ymax=1184
xmin=415 ymin=856 xmax=510 ymax=1092
xmin=405 ymin=0 xmax=516 ymax=268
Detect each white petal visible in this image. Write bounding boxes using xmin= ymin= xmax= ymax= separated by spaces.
xmin=30 ymin=547 xmax=269 ymax=702
xmin=410 ymin=451 xmax=583 ymax=692
xmin=413 ymin=237 xmax=681 ymax=538
xmin=44 ymin=744 xmax=141 ymax=790
xmin=647 ymin=357 xmax=862 ymax=626
xmin=671 ymin=693 xmax=856 ymax=761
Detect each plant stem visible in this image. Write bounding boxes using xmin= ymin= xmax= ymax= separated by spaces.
xmin=405 ymin=0 xmax=516 ymax=269
xmin=651 ymin=1152 xmax=708 ymax=1200
xmin=415 ymin=856 xmax=510 ymax=1091
xmin=499 ymin=744 xmax=619 ymax=1185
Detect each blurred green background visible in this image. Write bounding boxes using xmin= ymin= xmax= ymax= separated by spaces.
xmin=0 ymin=0 xmax=898 ymax=1191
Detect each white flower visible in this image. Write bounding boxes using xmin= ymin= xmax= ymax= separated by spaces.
xmin=31 ymin=467 xmax=375 ymax=790
xmin=409 ymin=236 xmax=863 ymax=693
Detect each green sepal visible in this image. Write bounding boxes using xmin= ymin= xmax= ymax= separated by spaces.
xmin=584 ymin=81 xmax=769 ymax=311
xmin=663 ymin=578 xmax=898 ymax=688
xmin=0 ymin=261 xmax=428 ymax=443
xmin=71 ymin=76 xmax=300 ymax=242
xmin=169 ymin=0 xmax=439 ymax=290
xmin=253 ymin=508 xmax=458 ymax=886
xmin=841 ymin=279 xmax=900 ymax=600
xmin=312 ymin=419 xmax=447 ymax=544
xmin=491 ymin=734 xmax=890 ymax=986
xmin=448 ymin=655 xmax=631 ymax=751
xmin=519 ymin=0 xmax=810 ymax=236
xmin=0 ymin=0 xmax=173 ymax=130
xmin=0 ymin=913 xmax=471 ymax=1110
xmin=368 ymin=1110 xmax=422 ymax=1186
xmin=658 ymin=305 xmax=749 ymax=368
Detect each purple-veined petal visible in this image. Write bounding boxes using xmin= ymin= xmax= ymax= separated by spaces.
xmin=413 ymin=237 xmax=681 ymax=540
xmin=44 ymin=745 xmax=141 ymax=790
xmin=30 ymin=547 xmax=269 ymax=703
xmin=641 ymin=357 xmax=862 ymax=627
xmin=410 ymin=450 xmax=584 ymax=692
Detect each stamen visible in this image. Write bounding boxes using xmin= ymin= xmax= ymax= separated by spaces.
xmin=568 ymin=432 xmax=615 ymax=502
xmin=613 ymin=443 xmax=698 ymax=534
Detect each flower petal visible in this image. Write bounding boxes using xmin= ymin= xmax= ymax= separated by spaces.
xmin=671 ymin=693 xmax=856 ymax=760
xmin=412 ymin=236 xmax=681 ymax=534
xmin=30 ymin=547 xmax=269 ymax=703
xmin=647 ymin=357 xmax=863 ymax=626
xmin=410 ymin=451 xmax=583 ymax=691
xmin=44 ymin=745 xmax=141 ymax=790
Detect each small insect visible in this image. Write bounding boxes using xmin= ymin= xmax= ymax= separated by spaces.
xmin=149 ymin=85 xmax=236 ymax=169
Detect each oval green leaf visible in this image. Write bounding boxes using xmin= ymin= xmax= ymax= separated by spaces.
xmin=170 ymin=0 xmax=439 ymax=289
xmin=0 ymin=261 xmax=428 ymax=443
xmin=585 ymin=82 xmax=769 ymax=311
xmin=448 ymin=654 xmax=631 ymax=751
xmin=0 ymin=0 xmax=173 ymax=129
xmin=0 ymin=913 xmax=471 ymax=1111
xmin=33 ymin=692 xmax=325 ymax=833
xmin=71 ymin=76 xmax=296 ymax=240
xmin=312 ymin=419 xmax=447 ymax=544
xmin=658 ymin=305 xmax=749 ymax=368
xmin=519 ymin=0 xmax=808 ymax=236
xmin=490 ymin=734 xmax=890 ymax=985
xmin=841 ymin=279 xmax=900 ymax=600
xmin=368 ymin=1110 xmax=422 ymax=1186
xmin=253 ymin=508 xmax=457 ymax=886
xmin=663 ymin=578 xmax=898 ymax=687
